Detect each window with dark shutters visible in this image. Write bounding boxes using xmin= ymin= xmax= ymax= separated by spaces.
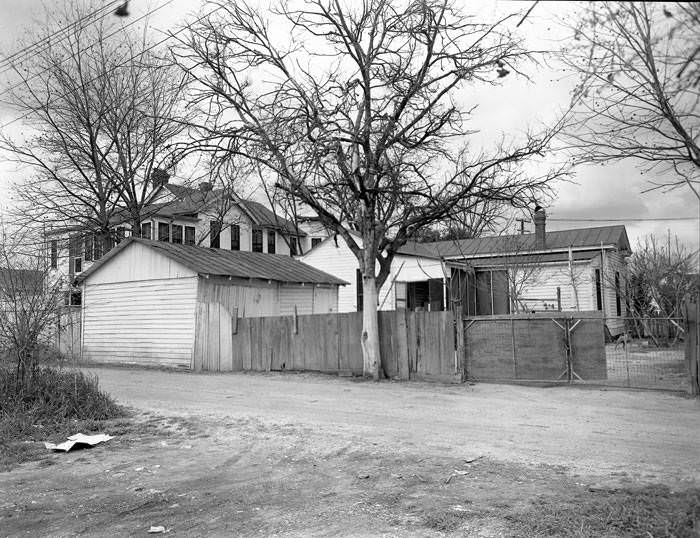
xmin=158 ymin=222 xmax=170 ymax=242
xmin=210 ymin=221 xmax=221 ymax=248
xmin=171 ymin=224 xmax=183 ymax=244
xmin=230 ymin=224 xmax=240 ymax=250
xmin=252 ymin=228 xmax=263 ymax=252
xmin=185 ymin=226 xmax=196 ymax=246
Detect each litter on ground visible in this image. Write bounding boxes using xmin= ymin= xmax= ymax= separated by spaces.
xmin=44 ymin=433 xmax=114 ymax=452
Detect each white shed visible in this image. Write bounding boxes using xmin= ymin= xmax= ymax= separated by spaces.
xmin=75 ymin=238 xmax=345 ymax=368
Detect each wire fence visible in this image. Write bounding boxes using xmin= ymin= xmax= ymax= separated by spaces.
xmin=462 ymin=314 xmax=690 ymax=393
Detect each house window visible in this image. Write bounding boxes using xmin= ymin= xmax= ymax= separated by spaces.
xmin=84 ymin=236 xmax=93 ymax=262
xmin=289 ymin=237 xmax=299 ymax=256
xmin=64 ymin=289 xmax=82 ymax=306
xmin=210 ymin=221 xmax=221 ymax=248
xmin=356 ymin=269 xmax=363 ymax=311
xmin=185 ymin=226 xmax=196 ymax=246
xmin=311 ymin=237 xmax=323 ymax=249
xmin=230 ymin=224 xmax=240 ymax=250
xmin=50 ymin=240 xmax=57 ymax=269
xmin=158 ymin=222 xmax=170 ymax=242
xmin=395 ymin=281 xmax=407 ymax=309
xmin=94 ymin=235 xmax=103 ymax=260
xmin=252 ymin=228 xmax=263 ymax=252
xmin=615 ymin=272 xmax=621 ymax=316
xmin=171 ymin=224 xmax=183 ymax=244
xmin=595 ymin=269 xmax=602 ymax=311
xmin=474 ymin=269 xmax=509 ymax=315
xmin=140 ymin=222 xmax=152 ymax=240
xmin=115 ymin=227 xmax=126 ymax=244
xmin=267 ymin=230 xmax=276 ymax=254
xmin=74 ymin=257 xmax=82 ymax=274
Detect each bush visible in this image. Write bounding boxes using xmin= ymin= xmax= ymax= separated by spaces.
xmin=0 ymin=365 xmax=128 ymax=439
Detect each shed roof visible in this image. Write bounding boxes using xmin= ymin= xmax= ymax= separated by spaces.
xmin=467 ymin=250 xmax=600 ymax=268
xmin=423 ymin=225 xmax=630 ymax=258
xmin=76 ymin=238 xmax=347 ymax=286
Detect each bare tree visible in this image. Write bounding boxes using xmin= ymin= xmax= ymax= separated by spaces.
xmin=0 ymin=2 xmax=190 ymax=251
xmin=563 ymin=2 xmax=700 ymax=199
xmin=0 ymin=224 xmax=61 ymax=389
xmin=176 ymin=0 xmax=567 ymax=378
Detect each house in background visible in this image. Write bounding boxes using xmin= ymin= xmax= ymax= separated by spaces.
xmin=299 ymin=232 xmax=448 ymax=313
xmin=75 ymin=238 xmax=345 ymax=368
xmin=45 ymin=177 xmax=307 ymax=306
xmin=299 ymin=209 xmax=632 ymax=335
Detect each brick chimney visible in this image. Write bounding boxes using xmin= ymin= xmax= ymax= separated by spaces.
xmin=533 ymin=206 xmax=546 ymax=250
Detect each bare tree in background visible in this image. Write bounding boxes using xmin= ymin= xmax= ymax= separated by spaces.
xmin=0 ymin=2 xmax=190 ymax=252
xmin=563 ymin=2 xmax=700 ymax=199
xmin=177 ymin=0 xmax=567 ymax=378
xmin=0 ymin=224 xmax=61 ymax=389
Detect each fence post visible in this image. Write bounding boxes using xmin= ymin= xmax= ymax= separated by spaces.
xmin=685 ymin=301 xmax=699 ymax=396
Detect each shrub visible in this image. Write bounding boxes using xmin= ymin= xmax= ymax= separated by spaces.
xmin=0 ymin=365 xmax=127 ymax=439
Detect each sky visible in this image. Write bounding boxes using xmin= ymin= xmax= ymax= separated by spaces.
xmin=0 ymin=0 xmax=697 ymax=253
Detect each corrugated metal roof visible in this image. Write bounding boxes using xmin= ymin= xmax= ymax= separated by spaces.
xmin=468 ymin=250 xmax=600 ymax=268
xmin=424 ymin=225 xmax=630 ymax=258
xmin=76 ymin=238 xmax=347 ymax=286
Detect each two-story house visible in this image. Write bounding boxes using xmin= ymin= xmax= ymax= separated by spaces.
xmin=45 ymin=177 xmax=307 ymax=306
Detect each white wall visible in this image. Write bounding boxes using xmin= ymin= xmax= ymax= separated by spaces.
xmin=300 ymin=236 xmax=444 ymax=312
xmin=82 ymin=276 xmax=198 ymax=368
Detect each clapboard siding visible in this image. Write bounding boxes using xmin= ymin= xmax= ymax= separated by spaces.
xmin=82 ymin=277 xmax=198 ymax=367
xmin=514 ymin=262 xmax=593 ymax=312
xmin=280 ymin=285 xmax=315 ymax=315
xmin=300 ymin=240 xmax=444 ymax=313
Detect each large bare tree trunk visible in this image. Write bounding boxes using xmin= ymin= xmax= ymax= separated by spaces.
xmin=361 ymin=275 xmax=381 ymax=380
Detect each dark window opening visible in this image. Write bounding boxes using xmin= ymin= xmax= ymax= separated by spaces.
xmin=64 ymin=289 xmax=82 ymax=306
xmin=356 ymin=269 xmax=363 ymax=311
xmin=158 ymin=222 xmax=170 ymax=242
xmin=185 ymin=226 xmax=196 ymax=246
xmin=615 ymin=272 xmax=621 ymax=316
xmin=252 ymin=228 xmax=263 ymax=252
xmin=115 ymin=227 xmax=126 ymax=244
xmin=84 ymin=236 xmax=93 ymax=262
xmin=311 ymin=237 xmax=323 ymax=249
xmin=595 ymin=269 xmax=602 ymax=311
xmin=140 ymin=222 xmax=152 ymax=240
xmin=230 ymin=224 xmax=240 ymax=250
xmin=474 ymin=269 xmax=509 ymax=315
xmin=210 ymin=221 xmax=221 ymax=248
xmin=171 ymin=225 xmax=183 ymax=244
xmin=74 ymin=257 xmax=82 ymax=274
xmin=267 ymin=230 xmax=276 ymax=254
xmin=289 ymin=237 xmax=299 ymax=256
xmin=407 ymin=279 xmax=445 ymax=311
xmin=94 ymin=235 xmax=104 ymax=260
xmin=50 ymin=240 xmax=57 ymax=269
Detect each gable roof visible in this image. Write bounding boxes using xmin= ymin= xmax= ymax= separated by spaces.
xmin=75 ymin=238 xmax=346 ymax=286
xmin=423 ymin=225 xmax=631 ymax=259
xmin=236 ymin=199 xmax=303 ymax=236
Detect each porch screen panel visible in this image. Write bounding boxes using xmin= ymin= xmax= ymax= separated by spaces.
xmin=490 ymin=270 xmax=510 ymax=315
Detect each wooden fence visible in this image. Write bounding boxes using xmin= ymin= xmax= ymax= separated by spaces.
xmin=192 ymin=307 xmax=461 ymax=382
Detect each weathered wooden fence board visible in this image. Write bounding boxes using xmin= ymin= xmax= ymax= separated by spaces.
xmin=194 ymin=307 xmax=457 ymax=381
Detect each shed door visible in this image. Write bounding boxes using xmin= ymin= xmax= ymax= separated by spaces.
xmin=81 ymin=278 xmax=197 ymax=368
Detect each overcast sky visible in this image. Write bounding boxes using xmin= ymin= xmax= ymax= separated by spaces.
xmin=0 ymin=0 xmax=697 ymax=252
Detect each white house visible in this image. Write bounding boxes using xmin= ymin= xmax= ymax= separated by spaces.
xmin=74 ymin=238 xmax=345 ymax=368
xmin=300 ymin=232 xmax=447 ymax=313
xmin=45 ymin=179 xmax=307 ymax=306
xmin=299 ymin=210 xmax=632 ymax=335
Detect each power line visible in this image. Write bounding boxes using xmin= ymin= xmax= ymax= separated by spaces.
xmin=0 ymin=0 xmax=177 ymax=103
xmin=0 ymin=2 xmax=121 ymax=74
xmin=548 ymin=217 xmax=699 ymax=222
xmin=0 ymin=0 xmax=206 ymax=132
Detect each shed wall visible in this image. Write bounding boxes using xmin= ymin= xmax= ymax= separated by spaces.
xmin=81 ymin=276 xmax=198 ymax=367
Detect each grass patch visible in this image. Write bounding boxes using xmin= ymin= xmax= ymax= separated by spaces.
xmin=0 ymin=365 xmax=129 ymax=468
xmin=507 ymin=486 xmax=700 ymax=537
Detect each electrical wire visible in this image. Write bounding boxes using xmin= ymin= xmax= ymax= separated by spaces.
xmin=0 ymin=1 xmax=121 ymax=73
xmin=0 ymin=0 xmax=178 ymax=104
xmin=0 ymin=1 xmax=221 ymax=132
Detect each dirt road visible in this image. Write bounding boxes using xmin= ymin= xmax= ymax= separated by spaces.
xmin=93 ymin=368 xmax=700 ymax=480
xmin=3 ymin=369 xmax=700 ymax=537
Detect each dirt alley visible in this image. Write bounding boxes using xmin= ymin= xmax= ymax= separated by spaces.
xmin=2 ymin=368 xmax=700 ymax=537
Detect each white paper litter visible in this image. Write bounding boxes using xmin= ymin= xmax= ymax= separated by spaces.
xmin=147 ymin=526 xmax=170 ymax=534
xmin=44 ymin=433 xmax=114 ymax=452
